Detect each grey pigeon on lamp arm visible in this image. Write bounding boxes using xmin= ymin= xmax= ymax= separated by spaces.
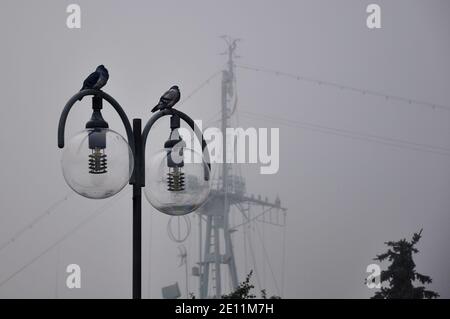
xmin=151 ymin=85 xmax=181 ymax=112
xmin=79 ymin=65 xmax=109 ymax=100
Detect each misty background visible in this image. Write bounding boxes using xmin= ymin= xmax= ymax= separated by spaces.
xmin=0 ymin=0 xmax=449 ymax=298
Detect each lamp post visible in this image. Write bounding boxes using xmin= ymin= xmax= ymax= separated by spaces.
xmin=57 ymin=89 xmax=211 ymax=299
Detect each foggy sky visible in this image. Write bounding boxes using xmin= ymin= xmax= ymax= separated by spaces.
xmin=0 ymin=0 xmax=449 ymax=298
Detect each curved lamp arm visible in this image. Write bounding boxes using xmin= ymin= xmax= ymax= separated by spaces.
xmin=142 ymin=108 xmax=211 ymax=181
xmin=57 ymin=89 xmax=135 ymax=154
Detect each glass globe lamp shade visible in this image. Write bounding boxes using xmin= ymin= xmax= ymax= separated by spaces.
xmin=61 ymin=128 xmax=134 ymax=199
xmin=144 ymin=147 xmax=210 ymax=216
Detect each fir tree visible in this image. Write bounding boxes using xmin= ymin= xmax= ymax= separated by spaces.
xmin=222 ymin=271 xmax=256 ymax=299
xmin=371 ymin=229 xmax=439 ymax=299
xmin=221 ymin=271 xmax=281 ymax=299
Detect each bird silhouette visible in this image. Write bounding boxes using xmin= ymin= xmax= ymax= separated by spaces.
xmin=79 ymin=65 xmax=109 ymax=100
xmin=151 ymin=85 xmax=181 ymax=112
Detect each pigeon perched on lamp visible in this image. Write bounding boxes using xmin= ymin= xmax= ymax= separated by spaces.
xmin=79 ymin=65 xmax=109 ymax=100
xmin=151 ymin=85 xmax=181 ymax=112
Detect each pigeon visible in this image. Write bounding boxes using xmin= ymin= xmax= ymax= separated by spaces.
xmin=79 ymin=65 xmax=109 ymax=100
xmin=151 ymin=85 xmax=181 ymax=112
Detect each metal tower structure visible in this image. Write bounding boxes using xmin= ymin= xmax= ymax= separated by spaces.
xmin=195 ymin=37 xmax=287 ymax=299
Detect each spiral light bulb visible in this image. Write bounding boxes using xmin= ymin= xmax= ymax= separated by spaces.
xmin=89 ymin=147 xmax=107 ymax=174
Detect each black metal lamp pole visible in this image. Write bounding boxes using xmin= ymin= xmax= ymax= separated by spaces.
xmin=132 ymin=119 xmax=143 ymax=299
xmin=57 ymin=89 xmax=210 ymax=299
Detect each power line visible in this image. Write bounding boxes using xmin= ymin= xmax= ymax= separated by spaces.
xmin=0 ymin=190 xmax=130 ymax=289
xmin=147 ymin=205 xmax=153 ymax=298
xmin=254 ymin=220 xmax=281 ymax=296
xmin=236 ymin=204 xmax=263 ymax=293
xmin=281 ymin=213 xmax=287 ymax=298
xmin=0 ymin=192 xmax=73 ymax=253
xmin=179 ymin=71 xmax=222 ymax=105
xmin=241 ymin=110 xmax=450 ymax=157
xmin=201 ymin=110 xmax=222 ymax=129
xmin=236 ymin=64 xmax=450 ymax=112
xmin=231 ymin=206 xmax=274 ymax=229
xmin=247 ymin=224 xmax=262 ymax=292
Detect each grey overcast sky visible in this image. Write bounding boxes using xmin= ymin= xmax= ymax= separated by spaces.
xmin=0 ymin=0 xmax=449 ymax=298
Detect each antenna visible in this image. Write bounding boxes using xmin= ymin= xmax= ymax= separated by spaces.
xmin=177 ymin=245 xmax=189 ymax=298
xmin=195 ymin=38 xmax=287 ymax=299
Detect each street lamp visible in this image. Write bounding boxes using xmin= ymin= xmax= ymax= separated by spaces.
xmin=144 ymin=113 xmax=211 ymax=216
xmin=57 ymin=88 xmax=211 ymax=299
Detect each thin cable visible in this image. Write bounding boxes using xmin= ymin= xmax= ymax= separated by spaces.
xmin=232 ymin=206 xmax=273 ymax=229
xmin=202 ymin=110 xmax=222 ymax=128
xmin=54 ymin=244 xmax=60 ymax=299
xmin=253 ymin=221 xmax=281 ymax=296
xmin=179 ymin=71 xmax=222 ymax=106
xmin=241 ymin=110 xmax=450 ymax=157
xmin=147 ymin=206 xmax=153 ymax=298
xmin=237 ymin=204 xmax=262 ymax=292
xmin=281 ymin=213 xmax=287 ymax=298
xmin=243 ymin=110 xmax=450 ymax=152
xmin=0 ymin=192 xmax=73 ymax=253
xmin=236 ymin=64 xmax=450 ymax=112
xmin=0 ymin=189 xmax=130 ymax=289
xmin=247 ymin=226 xmax=262 ymax=293
xmin=243 ymin=212 xmax=248 ymax=276
xmin=262 ymin=212 xmax=266 ymax=289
